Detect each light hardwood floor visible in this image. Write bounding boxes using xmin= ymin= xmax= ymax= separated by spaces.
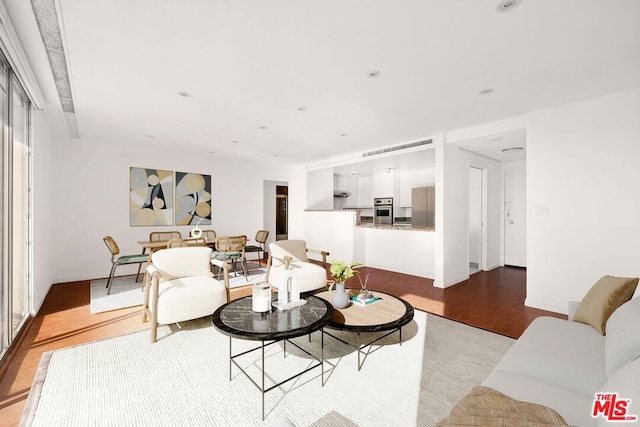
xmin=0 ymin=265 xmax=565 ymax=425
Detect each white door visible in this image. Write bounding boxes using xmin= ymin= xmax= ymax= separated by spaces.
xmin=469 ymin=167 xmax=483 ymax=272
xmin=504 ymin=169 xmax=527 ymax=267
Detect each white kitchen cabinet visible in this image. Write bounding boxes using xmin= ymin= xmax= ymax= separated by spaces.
xmin=344 ymin=176 xmax=359 ymax=207
xmin=372 ymin=172 xmax=396 ymax=199
xmin=357 ymin=175 xmax=373 ymax=207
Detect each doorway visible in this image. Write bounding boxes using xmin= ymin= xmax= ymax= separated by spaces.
xmin=469 ymin=167 xmax=483 ymax=274
xmin=276 ymin=185 xmax=288 ymax=241
xmin=504 ymin=169 xmax=526 ymax=267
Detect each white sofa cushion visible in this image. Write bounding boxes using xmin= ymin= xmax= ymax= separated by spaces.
xmin=267 ymin=240 xmax=327 ymax=293
xmin=482 ymin=369 xmax=596 ymax=427
xmin=605 ymin=296 xmax=640 ymax=377
xmin=268 ymin=261 xmax=327 ymax=293
xmin=491 ymin=316 xmax=607 ymax=397
xmin=154 ymin=276 xmax=227 ymax=324
xmin=597 ymin=357 xmax=640 ymax=426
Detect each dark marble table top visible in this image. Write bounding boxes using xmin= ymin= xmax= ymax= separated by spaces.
xmin=212 ymin=295 xmax=334 ymax=341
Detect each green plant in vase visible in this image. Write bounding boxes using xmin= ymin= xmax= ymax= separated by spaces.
xmin=329 ymin=260 xmax=357 ymax=286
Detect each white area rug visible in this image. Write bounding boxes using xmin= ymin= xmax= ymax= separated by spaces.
xmin=89 ymin=276 xmax=145 ymax=314
xmin=90 ymin=263 xmax=267 ymax=314
xmin=21 ymin=310 xmax=514 ymax=426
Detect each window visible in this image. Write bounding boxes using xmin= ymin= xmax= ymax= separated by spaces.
xmin=0 ymin=52 xmax=32 ymax=360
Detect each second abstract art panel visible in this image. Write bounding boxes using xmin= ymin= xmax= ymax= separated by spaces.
xmin=175 ymin=172 xmax=212 ymax=225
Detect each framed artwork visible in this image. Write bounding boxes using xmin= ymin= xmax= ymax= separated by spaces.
xmin=175 ymin=172 xmax=212 ymax=225
xmin=130 ymin=167 xmax=174 ymax=226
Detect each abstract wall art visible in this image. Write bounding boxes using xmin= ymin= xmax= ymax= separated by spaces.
xmin=130 ymin=167 xmax=174 ymax=226
xmin=175 ymin=172 xmax=212 ymax=225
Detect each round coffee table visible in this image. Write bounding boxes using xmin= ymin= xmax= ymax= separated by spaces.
xmin=212 ymin=295 xmax=333 ymax=420
xmin=314 ymin=289 xmax=414 ymax=370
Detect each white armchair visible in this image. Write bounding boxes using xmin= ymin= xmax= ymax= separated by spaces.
xmin=142 ymin=246 xmax=230 ymax=343
xmin=265 ymin=240 xmax=330 ymax=293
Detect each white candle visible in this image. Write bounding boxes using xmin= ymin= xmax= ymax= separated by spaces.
xmin=253 ymin=295 xmax=270 ymax=312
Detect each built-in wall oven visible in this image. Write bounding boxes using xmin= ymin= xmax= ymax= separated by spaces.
xmin=374 ymin=197 xmax=393 ymax=225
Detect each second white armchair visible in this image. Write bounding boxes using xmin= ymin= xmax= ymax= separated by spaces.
xmin=265 ymin=240 xmax=329 ymax=294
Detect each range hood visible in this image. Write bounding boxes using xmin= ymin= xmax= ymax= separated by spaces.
xmin=333 ymin=190 xmax=351 ymax=198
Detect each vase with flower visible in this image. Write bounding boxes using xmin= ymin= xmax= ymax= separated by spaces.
xmin=329 ymin=260 xmax=361 ymax=309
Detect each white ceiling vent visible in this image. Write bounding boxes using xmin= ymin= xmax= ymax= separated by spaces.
xmin=362 ymin=139 xmax=433 ymax=157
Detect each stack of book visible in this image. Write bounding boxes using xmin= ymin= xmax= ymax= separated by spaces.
xmin=351 ymin=294 xmax=382 ymax=306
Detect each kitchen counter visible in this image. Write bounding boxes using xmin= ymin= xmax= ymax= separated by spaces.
xmin=356 ymin=223 xmax=434 ymax=231
xmin=301 ymin=209 xmax=435 ymax=279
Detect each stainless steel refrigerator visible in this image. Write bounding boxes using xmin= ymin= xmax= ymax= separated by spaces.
xmin=411 ymin=186 xmax=435 ymax=229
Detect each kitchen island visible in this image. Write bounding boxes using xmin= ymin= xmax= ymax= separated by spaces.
xmin=302 ymin=210 xmax=435 ymax=279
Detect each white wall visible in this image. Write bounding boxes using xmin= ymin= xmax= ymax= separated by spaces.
xmin=51 ymin=138 xmax=290 ymax=283
xmin=31 ymin=108 xmax=58 ymax=312
xmin=288 ymin=164 xmax=308 ymax=240
xmin=356 ymin=228 xmax=435 ymax=278
xmin=435 ymin=140 xmax=502 ymax=287
xmin=526 ymin=88 xmax=640 ymax=313
xmin=306 ymin=169 xmax=333 ymax=210
xmin=304 ymin=211 xmax=356 ymax=264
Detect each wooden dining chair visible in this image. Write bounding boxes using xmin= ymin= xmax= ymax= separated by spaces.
xmin=103 ymin=236 xmax=150 ymax=295
xmin=167 ymin=237 xmax=207 ymax=248
xmin=244 ymin=230 xmax=269 ymax=266
xmin=213 ymin=235 xmax=248 ymax=281
xmin=135 ymin=231 xmax=182 ymax=280
xmin=190 ymin=229 xmax=216 ymax=242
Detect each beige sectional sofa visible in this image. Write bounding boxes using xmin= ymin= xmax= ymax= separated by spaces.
xmin=437 ymin=276 xmax=639 ymax=426
xmin=480 ymin=280 xmax=640 ymax=426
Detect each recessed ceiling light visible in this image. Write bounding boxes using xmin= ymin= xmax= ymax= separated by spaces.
xmin=496 ymin=0 xmax=522 ymax=13
xmin=367 ymin=70 xmax=381 ymax=78
xmin=231 ymin=140 xmax=239 ymax=144
xmin=340 ymin=133 xmax=349 ymax=137
xmin=501 ymin=147 xmax=524 ymax=152
xmin=177 ymin=91 xmax=192 ymax=97
xmin=297 ymin=106 xmax=308 ymax=111
xmin=479 ymin=88 xmax=494 ymax=95
xmin=145 ymin=134 xmax=155 ymax=138
xmin=259 ymin=126 xmax=268 ymax=130
xmin=208 ymin=151 xmax=215 ymax=154
xmin=273 ymin=154 xmax=279 ymax=157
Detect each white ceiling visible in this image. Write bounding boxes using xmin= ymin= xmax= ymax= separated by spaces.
xmin=10 ymin=0 xmax=640 ymax=164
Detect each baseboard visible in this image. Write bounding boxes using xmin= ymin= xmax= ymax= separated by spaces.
xmin=524 ymin=297 xmax=566 ymax=315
